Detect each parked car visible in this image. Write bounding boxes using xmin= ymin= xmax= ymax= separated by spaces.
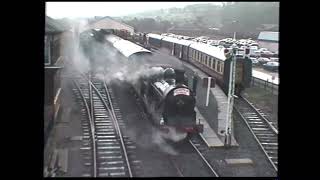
xmin=263 ymin=62 xmax=279 ymax=71
xmin=272 ymin=52 xmax=278 ymax=57
xmin=259 ymin=48 xmax=268 ymax=51
xmin=270 ymin=57 xmax=279 ymax=62
xmin=258 ymin=57 xmax=271 ymax=65
xmin=250 ymin=57 xmax=259 ymax=66
xmin=261 ymin=50 xmax=274 ymax=58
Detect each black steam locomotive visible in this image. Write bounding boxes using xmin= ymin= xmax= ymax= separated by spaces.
xmin=133 ymin=66 xmax=203 ymax=135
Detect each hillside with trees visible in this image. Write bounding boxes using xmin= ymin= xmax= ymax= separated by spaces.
xmin=118 ymin=2 xmax=279 ymax=38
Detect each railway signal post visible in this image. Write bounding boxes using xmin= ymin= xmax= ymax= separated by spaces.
xmin=225 ymin=44 xmax=237 ymax=147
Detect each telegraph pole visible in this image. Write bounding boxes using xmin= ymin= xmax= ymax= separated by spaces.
xmin=224 ymin=44 xmax=237 ymax=147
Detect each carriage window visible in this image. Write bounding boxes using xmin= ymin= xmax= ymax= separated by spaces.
xmin=202 ymin=54 xmax=204 ymax=64
xmin=202 ymin=54 xmax=205 ymax=64
xmin=202 ymin=54 xmax=206 ymax=64
xmin=215 ymin=58 xmax=218 ymax=71
xmin=220 ymin=62 xmax=224 ymax=74
xmin=195 ymin=50 xmax=197 ymax=60
xmin=196 ymin=51 xmax=198 ymax=61
xmin=209 ymin=57 xmax=212 ymax=68
xmin=205 ymin=55 xmax=208 ymax=66
xmin=217 ymin=61 xmax=221 ymax=73
xmin=211 ymin=57 xmax=214 ymax=69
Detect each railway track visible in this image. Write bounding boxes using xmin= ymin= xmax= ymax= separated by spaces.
xmin=72 ymin=74 xmax=141 ymax=177
xmin=234 ymin=96 xmax=278 ymax=171
xmin=189 ymin=136 xmax=219 ymax=177
xmin=242 ymin=96 xmax=278 ymax=130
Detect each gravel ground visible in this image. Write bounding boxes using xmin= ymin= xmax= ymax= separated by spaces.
xmin=202 ymin=111 xmax=277 ymax=177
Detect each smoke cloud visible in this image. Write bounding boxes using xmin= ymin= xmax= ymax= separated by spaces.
xmin=60 ymin=18 xmax=188 ymax=156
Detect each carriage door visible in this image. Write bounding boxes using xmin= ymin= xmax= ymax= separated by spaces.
xmin=179 ymin=45 xmax=183 ymax=59
xmin=172 ymin=43 xmax=175 ymax=55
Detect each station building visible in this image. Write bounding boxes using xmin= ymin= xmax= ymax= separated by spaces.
xmin=257 ymin=31 xmax=279 ymax=53
xmin=83 ymin=16 xmax=134 ymax=35
xmin=44 ymin=16 xmax=73 ymax=144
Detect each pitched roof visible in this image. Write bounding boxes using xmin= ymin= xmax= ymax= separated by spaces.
xmin=258 ymin=31 xmax=279 ymax=42
xmin=46 ymin=16 xmax=70 ymax=33
xmin=89 ymin=16 xmax=134 ymax=30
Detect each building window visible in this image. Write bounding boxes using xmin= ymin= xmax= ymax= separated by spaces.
xmin=45 ymin=35 xmax=51 ymax=65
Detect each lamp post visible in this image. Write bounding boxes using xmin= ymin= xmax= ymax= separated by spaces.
xmin=224 ymin=43 xmax=238 ymax=147
xmin=232 ymin=20 xmax=239 ymax=41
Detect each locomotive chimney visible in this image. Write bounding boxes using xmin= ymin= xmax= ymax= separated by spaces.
xmin=175 ymin=69 xmax=187 ymax=84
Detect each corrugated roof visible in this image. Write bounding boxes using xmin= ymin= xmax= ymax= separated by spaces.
xmin=258 ymin=31 xmax=279 ymax=42
xmin=46 ymin=16 xmax=70 ymax=33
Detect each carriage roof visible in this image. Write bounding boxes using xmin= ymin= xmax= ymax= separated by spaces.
xmin=106 ymin=34 xmax=151 ymax=58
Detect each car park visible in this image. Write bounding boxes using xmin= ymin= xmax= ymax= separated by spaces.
xmin=250 ymin=57 xmax=259 ymax=66
xmin=270 ymin=57 xmax=279 ymax=62
xmin=258 ymin=57 xmax=271 ymax=65
xmin=263 ymin=61 xmax=279 ymax=71
xmin=261 ymin=50 xmax=274 ymax=58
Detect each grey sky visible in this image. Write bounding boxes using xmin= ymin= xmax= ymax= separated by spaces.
xmin=46 ymin=2 xmax=223 ymax=19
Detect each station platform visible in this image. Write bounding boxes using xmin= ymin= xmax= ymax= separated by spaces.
xmin=182 ymin=62 xmax=238 ymax=147
xmin=195 ymin=107 xmax=223 ymax=147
